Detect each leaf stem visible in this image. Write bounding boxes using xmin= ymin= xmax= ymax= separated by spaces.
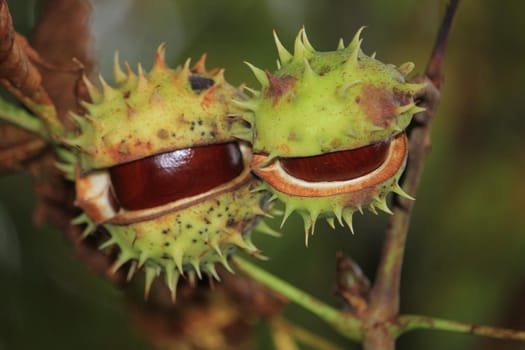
xmin=395 ymin=314 xmax=525 ymax=342
xmin=233 ymin=256 xmax=363 ymax=341
xmin=363 ymin=1 xmax=460 ymax=348
xmin=0 ymin=96 xmax=48 ymax=138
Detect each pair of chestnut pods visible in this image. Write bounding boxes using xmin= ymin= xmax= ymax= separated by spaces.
xmin=109 ymin=139 xmax=390 ymax=212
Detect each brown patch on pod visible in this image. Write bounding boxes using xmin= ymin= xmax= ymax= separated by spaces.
xmin=359 ymin=84 xmax=401 ymax=128
xmin=265 ymin=71 xmax=297 ymax=105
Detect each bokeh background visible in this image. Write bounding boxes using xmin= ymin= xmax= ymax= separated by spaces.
xmin=1 ymin=0 xmax=525 ymax=349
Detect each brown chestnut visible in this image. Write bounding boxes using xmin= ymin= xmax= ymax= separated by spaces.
xmin=280 ymin=140 xmax=390 ymax=182
xmin=109 ymin=142 xmax=244 ymax=211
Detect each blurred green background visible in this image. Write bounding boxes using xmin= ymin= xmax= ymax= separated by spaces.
xmin=1 ymin=0 xmax=525 ymax=349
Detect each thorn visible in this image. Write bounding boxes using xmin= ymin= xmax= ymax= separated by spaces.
xmin=193 ymin=53 xmax=207 ymax=74
xmin=250 ymin=183 xmax=267 ymax=193
xmin=256 ymin=220 xmax=282 ymax=237
xmin=334 ymin=205 xmax=344 ymax=226
xmin=371 ymin=52 xmax=377 ymax=59
xmin=309 ymin=210 xmax=320 ymax=235
xmin=347 ymin=26 xmax=366 ymax=52
xmin=71 ymin=213 xmax=88 ymax=226
xmin=98 ymin=74 xmax=118 ymax=100
xmin=127 ymin=261 xmax=137 ymax=282
xmin=397 ymin=103 xmax=416 ymax=115
xmin=231 ymin=98 xmax=257 ymax=111
xmin=398 ymin=61 xmax=415 ymax=77
xmin=153 ymin=43 xmax=167 ymax=71
xmin=411 ymin=106 xmax=426 ymax=114
xmin=368 ymin=203 xmax=378 ymax=215
xmin=326 ymin=217 xmax=335 ymax=229
xmin=110 ymin=251 xmax=132 ymax=274
xmin=268 ymin=194 xmax=279 ymax=203
xmin=272 ymin=29 xmax=293 ymax=64
xmin=357 ymin=205 xmax=364 ymax=215
xmin=244 ymin=61 xmax=269 ymax=88
xmin=98 ymin=238 xmax=116 ymax=250
xmin=294 ymin=27 xmax=309 ymax=59
xmin=342 ymin=209 xmax=355 ymax=234
xmin=375 ymin=197 xmax=393 ymax=215
xmin=301 ymin=214 xmax=312 ymax=247
xmin=137 ymin=63 xmax=148 ymax=88
xmin=206 ymin=263 xmax=221 ymax=281
xmin=302 ymin=58 xmax=317 ymax=82
xmin=69 ymin=112 xmax=88 ymax=129
xmin=144 ymin=265 xmax=160 ymax=300
xmin=190 ymin=260 xmax=202 ymax=279
xmin=347 ymin=38 xmax=362 ymax=67
xmin=240 ymin=112 xmax=255 ymax=124
xmin=242 ymin=85 xmax=260 ymax=98
xmin=55 ymin=147 xmax=76 ymax=163
xmin=183 ymin=57 xmax=192 ymax=73
xmin=124 ymin=61 xmax=135 ymax=78
xmin=81 ymin=221 xmax=95 ymax=239
xmin=138 ymin=250 xmax=149 ymax=268
xmin=228 ymin=231 xmax=257 ymax=253
xmin=392 ymin=183 xmax=415 ymax=200
xmin=337 ymin=80 xmax=362 ymax=98
xmin=113 ymin=51 xmax=127 ymax=84
xmin=404 ymin=82 xmax=427 ymax=94
xmin=214 ymin=68 xmax=225 ymax=84
xmin=252 ymin=206 xmax=273 ymax=219
xmin=280 ymin=204 xmax=295 ymax=228
xmin=165 ymin=261 xmax=180 ymax=303
xmin=212 ymin=242 xmax=224 ymax=258
xmin=300 ymin=26 xmax=316 ymax=52
xmin=55 ymin=160 xmax=73 ymax=175
xmin=220 ymin=256 xmax=235 ymax=274
xmin=172 ymin=248 xmax=184 ymax=275
xmin=276 ymin=59 xmax=281 ymax=70
xmin=337 ymin=38 xmax=345 ymax=50
xmin=82 ymin=74 xmax=102 ymax=103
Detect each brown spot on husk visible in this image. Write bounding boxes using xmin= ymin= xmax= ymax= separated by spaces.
xmin=360 ymin=84 xmax=398 ymax=128
xmin=157 ymin=129 xmax=169 ymax=139
xmin=393 ymin=87 xmax=412 ymax=106
xmin=265 ymin=71 xmax=296 ymax=105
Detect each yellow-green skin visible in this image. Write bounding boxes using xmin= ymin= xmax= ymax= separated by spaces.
xmin=74 ymin=181 xmax=266 ymax=291
xmin=237 ymin=28 xmax=423 ymax=238
xmin=238 ymin=28 xmax=424 ymax=158
xmin=68 ymin=47 xmax=243 ymax=173
xmin=62 ymin=47 xmax=270 ymax=298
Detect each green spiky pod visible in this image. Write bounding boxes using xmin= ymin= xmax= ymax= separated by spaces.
xmin=237 ymin=28 xmax=424 ymax=241
xmin=66 ymin=45 xmax=243 ymax=173
xmin=73 ymin=181 xmax=267 ymax=298
xmin=58 ymin=45 xmax=273 ymax=301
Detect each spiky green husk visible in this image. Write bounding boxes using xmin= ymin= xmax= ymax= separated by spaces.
xmin=237 ymin=28 xmax=425 ymax=157
xmin=263 ymin=159 xmax=410 ymax=243
xmin=67 ymin=46 xmax=243 ymax=173
xmin=75 ymin=180 xmax=267 ymax=300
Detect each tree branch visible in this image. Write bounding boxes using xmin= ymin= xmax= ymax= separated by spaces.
xmin=363 ymin=1 xmax=460 ymax=349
